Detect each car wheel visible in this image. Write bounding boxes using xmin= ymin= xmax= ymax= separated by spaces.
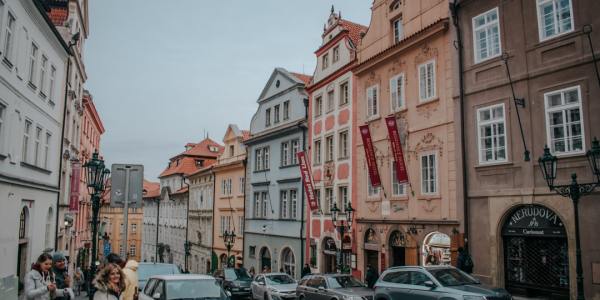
xmin=298 ymin=296 xmax=305 ymax=300
xmin=264 ymin=292 xmax=270 ymax=300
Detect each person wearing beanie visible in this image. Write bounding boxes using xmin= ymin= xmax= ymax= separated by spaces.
xmin=51 ymin=252 xmax=72 ymax=300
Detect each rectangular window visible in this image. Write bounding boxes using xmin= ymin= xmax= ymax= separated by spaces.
xmin=254 ymin=192 xmax=261 ymax=218
xmin=367 ymin=85 xmax=379 ymax=118
xmin=390 ymin=74 xmax=405 ymax=111
xmin=49 ymin=66 xmax=56 ymax=103
xmin=238 ymin=216 xmax=244 ymax=235
xmin=29 ymin=43 xmax=38 ymax=85
xmin=338 ymin=186 xmax=348 ymax=211
xmin=391 ymin=161 xmax=406 ymax=196
xmin=281 ymin=190 xmax=288 ymax=219
xmin=261 ymin=192 xmax=268 ymax=218
xmin=339 ymin=130 xmax=348 ymax=159
xmin=314 ymin=96 xmax=322 ymax=117
xmin=314 ymin=188 xmax=321 ymax=212
xmin=291 ymin=139 xmax=299 ymax=165
xmin=314 ymin=140 xmax=322 ymax=165
xmin=393 ymin=18 xmax=403 ymax=43
xmin=368 ymin=175 xmax=380 ymax=197
xmin=265 ymin=108 xmax=271 ymax=127
xmin=239 ymin=177 xmax=244 ymax=195
xmin=255 ymin=148 xmax=263 ymax=171
xmin=473 ymin=8 xmax=501 ymax=63
xmin=23 ymin=120 xmax=32 ymax=163
xmin=327 ymin=90 xmax=334 ymax=112
xmin=263 ymin=147 xmax=270 ymax=170
xmin=39 ymin=56 xmax=48 ymax=96
xmin=477 ymin=103 xmax=507 ymax=163
xmin=129 ymin=245 xmax=135 ymax=257
xmin=132 ymin=223 xmax=137 ymax=233
xmin=0 ymin=103 xmax=5 ymax=143
xmin=325 ymin=188 xmax=333 ymax=214
xmin=545 ymin=86 xmax=584 ymax=155
xmin=537 ymin=0 xmax=573 ymax=41
xmin=325 ymin=135 xmax=334 ymax=162
xmin=3 ymin=12 xmax=16 ymax=63
xmin=322 ymin=54 xmax=329 ymax=69
xmin=281 ymin=141 xmax=290 ymax=166
xmin=333 ymin=46 xmax=339 ymax=63
xmin=274 ymin=104 xmax=280 ymax=124
xmin=283 ymin=100 xmax=290 ymax=120
xmin=34 ymin=126 xmax=41 ymax=166
xmin=290 ymin=189 xmax=298 ymax=219
xmin=339 ymin=82 xmax=349 ymax=106
xmin=419 ymin=60 xmax=436 ymax=101
xmin=229 ymin=145 xmax=234 ymax=157
xmin=421 ymin=153 xmax=437 ymax=194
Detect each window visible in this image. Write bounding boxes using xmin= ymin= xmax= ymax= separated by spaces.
xmin=274 ymin=105 xmax=280 ymax=123
xmin=238 ymin=216 xmax=244 ymax=235
xmin=314 ymin=140 xmax=322 ymax=165
xmin=39 ymin=56 xmax=48 ymax=96
xmin=545 ymin=86 xmax=584 ymax=155
xmin=393 ymin=18 xmax=403 ymax=43
xmin=265 ymin=108 xmax=271 ymax=127
xmin=390 ymin=74 xmax=405 ymax=111
xmin=221 ymin=178 xmax=232 ymax=195
xmin=477 ymin=103 xmax=507 ymax=163
xmin=291 ymin=139 xmax=299 ymax=165
xmin=338 ymin=130 xmax=348 ymax=159
xmin=0 ymin=103 xmax=5 ymax=143
xmin=473 ymin=8 xmax=501 ymax=63
xmin=261 ymin=192 xmax=268 ymax=218
xmin=34 ymin=127 xmax=41 ymax=166
xmin=314 ymin=96 xmax=323 ymax=117
xmin=368 ymin=175 xmax=380 ymax=197
xmin=325 ymin=135 xmax=334 ymax=162
xmin=239 ymin=177 xmax=245 ymax=194
xmin=255 ymin=146 xmax=270 ymax=171
xmin=314 ymin=188 xmax=322 ymax=212
xmin=264 ymin=147 xmax=270 ymax=170
xmin=322 ymin=53 xmax=329 ymax=69
xmin=338 ymin=186 xmax=348 ymax=211
xmin=132 ymin=223 xmax=137 ymax=233
xmin=28 ymin=43 xmax=38 ymax=85
xmin=128 ymin=244 xmax=135 ymax=257
xmin=229 ymin=145 xmax=234 ymax=157
xmin=283 ymin=100 xmax=290 ymax=120
xmin=327 ymin=90 xmax=334 ymax=112
xmin=421 ymin=153 xmax=437 ymax=194
xmin=391 ymin=161 xmax=406 ymax=196
xmin=537 ymin=0 xmax=573 ymax=41
xmin=49 ymin=66 xmax=56 ymax=102
xmin=22 ymin=120 xmax=32 ymax=163
xmin=281 ymin=248 xmax=296 ymax=277
xmin=325 ymin=188 xmax=333 ymax=214
xmin=419 ymin=60 xmax=436 ymax=101
xmin=339 ymin=82 xmax=349 ymax=106
xmin=366 ymin=85 xmax=379 ymax=118
xmin=3 ymin=12 xmax=16 ymax=63
xmin=249 ymin=246 xmax=256 ymax=258
xmin=333 ymin=46 xmax=339 ymax=63
xmin=281 ymin=141 xmax=290 ymax=166
xmin=254 ymin=192 xmax=261 ymax=218
xmin=281 ymin=190 xmax=288 ymax=219
xmin=290 ymin=189 xmax=297 ymax=219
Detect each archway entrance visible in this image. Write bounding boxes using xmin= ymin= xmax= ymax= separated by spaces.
xmin=259 ymin=247 xmax=271 ymax=272
xmin=363 ymin=228 xmax=380 ymax=274
xmin=502 ymin=205 xmax=569 ymax=299
xmin=322 ymin=237 xmax=337 ymax=273
xmin=389 ymin=230 xmax=406 ymax=267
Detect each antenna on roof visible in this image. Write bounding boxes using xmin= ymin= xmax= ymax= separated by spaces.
xmin=302 ymin=64 xmax=305 ymax=74
xmin=331 ymin=5 xmax=334 ymax=14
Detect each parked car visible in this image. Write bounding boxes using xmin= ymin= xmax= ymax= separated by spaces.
xmin=296 ymin=273 xmax=373 ymax=300
xmin=139 ymin=274 xmax=231 ymax=300
xmin=214 ymin=268 xmax=253 ymax=299
xmin=251 ymin=272 xmax=297 ymax=300
xmin=137 ymin=263 xmax=181 ymax=291
xmin=374 ymin=266 xmax=512 ymax=300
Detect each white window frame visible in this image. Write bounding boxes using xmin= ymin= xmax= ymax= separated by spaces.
xmin=390 ymin=73 xmax=405 ymax=112
xmin=536 ymin=0 xmax=574 ymax=42
xmin=325 ymin=135 xmax=334 ymax=162
xmin=339 ymin=81 xmax=349 ymax=106
xmin=366 ymin=85 xmax=379 ymax=120
xmin=338 ymin=130 xmax=349 ymax=159
xmin=472 ymin=7 xmax=502 ymax=63
xmin=265 ymin=108 xmax=271 ymax=127
xmin=327 ymin=90 xmax=335 ymax=112
xmin=0 ymin=102 xmax=6 ymax=147
xmin=49 ymin=66 xmax=56 ymax=102
xmin=291 ymin=139 xmax=299 ymax=165
xmin=420 ymin=152 xmax=438 ymax=195
xmin=322 ymin=53 xmax=329 ymax=69
xmin=28 ymin=42 xmax=38 ymax=85
xmin=544 ymin=85 xmax=585 ymax=156
xmin=283 ymin=100 xmax=290 ymax=120
xmin=254 ymin=192 xmax=261 ymax=218
xmin=476 ymin=103 xmax=508 ymax=164
xmin=261 ymin=192 xmax=268 ymax=218
xmin=391 ymin=161 xmax=407 ymax=197
xmin=338 ymin=186 xmax=348 ymax=211
xmin=281 ymin=190 xmax=289 ymax=219
xmin=367 ymin=175 xmax=380 ymax=198
xmin=281 ymin=141 xmax=290 ymax=166
xmin=34 ymin=126 xmax=41 ymax=166
xmin=325 ymin=187 xmax=333 ymax=214
xmin=290 ymin=189 xmax=298 ymax=219
xmin=39 ymin=55 xmax=48 ymax=96
xmin=3 ymin=11 xmax=16 ymax=63
xmin=314 ymin=95 xmax=323 ymax=118
xmin=314 ymin=139 xmax=322 ymax=165
xmin=393 ymin=18 xmax=403 ymax=43
xmin=22 ymin=119 xmax=32 ymax=163
xmin=274 ymin=104 xmax=280 ymax=124
xmin=333 ymin=46 xmax=339 ymax=63
xmin=418 ymin=60 xmax=436 ymax=102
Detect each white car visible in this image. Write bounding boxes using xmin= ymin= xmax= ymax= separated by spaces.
xmin=251 ymin=273 xmax=297 ymax=300
xmin=139 ymin=274 xmax=231 ymax=300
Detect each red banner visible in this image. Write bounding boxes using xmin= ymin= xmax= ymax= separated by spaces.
xmin=297 ymin=151 xmax=318 ymax=211
xmin=359 ymin=125 xmax=381 ymax=187
xmin=69 ymin=161 xmax=81 ymax=212
xmin=385 ymin=116 xmax=408 ymax=183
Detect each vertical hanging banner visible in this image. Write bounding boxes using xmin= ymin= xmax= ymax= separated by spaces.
xmin=69 ymin=161 xmax=81 ymax=212
xmin=385 ymin=116 xmax=409 ymax=183
xmin=297 ymin=151 xmax=318 ymax=211
xmin=359 ymin=125 xmax=381 ymax=187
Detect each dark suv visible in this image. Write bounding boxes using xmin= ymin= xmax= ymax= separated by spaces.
xmin=297 ymin=273 xmax=373 ymax=300
xmin=214 ymin=268 xmax=253 ymax=299
xmin=374 ymin=266 xmax=511 ymax=300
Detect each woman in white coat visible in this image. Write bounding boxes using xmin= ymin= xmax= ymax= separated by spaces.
xmin=24 ymin=253 xmax=67 ymax=300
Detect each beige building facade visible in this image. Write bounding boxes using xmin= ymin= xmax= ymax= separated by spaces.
xmin=187 ymin=165 xmax=215 ymax=274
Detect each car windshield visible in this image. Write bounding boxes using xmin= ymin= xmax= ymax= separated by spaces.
xmin=138 ymin=264 xmax=180 ymax=281
xmin=429 ymin=268 xmax=479 ymax=286
xmin=225 ymin=268 xmax=252 ymax=281
xmin=166 ymin=279 xmax=225 ymax=300
xmin=327 ymin=276 xmax=365 ymax=289
xmin=266 ymin=274 xmax=295 ymax=285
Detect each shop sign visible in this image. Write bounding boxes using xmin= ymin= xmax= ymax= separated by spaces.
xmin=359 ymin=125 xmax=381 ymax=187
xmin=297 ymin=151 xmax=318 ymax=211
xmin=502 ymin=205 xmax=566 ymax=237
xmin=385 ymin=116 xmax=408 ymax=183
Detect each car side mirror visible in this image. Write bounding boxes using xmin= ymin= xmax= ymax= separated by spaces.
xmin=225 ymin=290 xmax=232 ymax=297
xmin=424 ymin=281 xmax=436 ymax=289
xmin=152 ymin=292 xmax=161 ymax=299
xmin=318 ymin=286 xmax=325 ymax=292
xmin=258 ymin=281 xmax=265 ymax=286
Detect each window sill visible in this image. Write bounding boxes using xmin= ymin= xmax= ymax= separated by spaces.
xmin=0 ymin=153 xmax=6 ymax=161
xmin=390 ymin=195 xmax=409 ymax=201
xmin=253 ymin=169 xmax=270 ymax=174
xmin=338 ymin=156 xmax=349 ymax=161
xmin=48 ymin=99 xmax=55 ymax=108
xmin=554 ymin=151 xmax=586 ymax=159
xmin=391 ymin=107 xmax=408 ymax=114
xmin=2 ymin=57 xmax=14 ymax=70
xmin=418 ymin=194 xmax=440 ymax=200
xmin=27 ymin=81 xmax=37 ymax=91
xmin=474 ymin=161 xmax=512 ymax=169
xmin=366 ymin=115 xmax=381 ymax=123
xmin=537 ymin=28 xmax=575 ymax=45
xmin=39 ymin=92 xmax=47 ymax=100
xmin=472 ymin=54 xmax=502 ymax=68
xmin=279 ymin=163 xmax=299 ymax=169
xmin=20 ymin=161 xmax=52 ymax=174
xmin=416 ymin=97 xmax=439 ymax=107
xmin=339 ymin=102 xmax=349 ymax=108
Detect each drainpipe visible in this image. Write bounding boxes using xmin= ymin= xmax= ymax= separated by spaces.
xmin=210 ymin=168 xmax=216 ymax=272
xmin=450 ymin=1 xmax=469 ymax=250
xmin=242 ymin=157 xmax=247 ymax=268
xmin=299 ymin=98 xmax=309 ymax=274
xmin=184 ymin=177 xmax=190 ymax=272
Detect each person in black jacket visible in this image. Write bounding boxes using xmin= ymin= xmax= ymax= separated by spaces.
xmin=456 ymin=247 xmax=474 ymax=274
xmin=301 ymin=264 xmax=311 ymax=278
xmin=51 ymin=253 xmax=71 ymax=300
xmin=365 ymin=264 xmax=379 ymax=289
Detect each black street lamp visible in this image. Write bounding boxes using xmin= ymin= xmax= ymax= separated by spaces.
xmin=330 ymin=201 xmax=354 ymax=273
xmin=538 ymin=138 xmax=600 ymax=300
xmin=82 ymin=150 xmax=110 ymax=300
xmin=223 ymin=230 xmax=236 ymax=267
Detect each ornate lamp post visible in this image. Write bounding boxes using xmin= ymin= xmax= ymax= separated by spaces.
xmin=330 ymin=201 xmax=354 ymax=273
xmin=82 ymin=150 xmax=110 ymax=300
xmin=538 ymin=138 xmax=600 ymax=300
xmin=223 ymin=230 xmax=236 ymax=267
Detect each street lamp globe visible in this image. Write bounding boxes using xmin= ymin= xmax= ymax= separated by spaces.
xmin=345 ymin=202 xmax=355 ymax=229
xmin=586 ymin=137 xmax=600 ymax=180
xmin=83 ymin=151 xmax=102 ymax=195
xmin=330 ymin=202 xmax=340 ymax=224
xmin=538 ymin=145 xmax=557 ymax=188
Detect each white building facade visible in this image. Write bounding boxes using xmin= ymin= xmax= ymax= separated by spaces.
xmin=0 ymin=0 xmax=69 ymax=298
xmin=187 ymin=166 xmax=214 ymax=274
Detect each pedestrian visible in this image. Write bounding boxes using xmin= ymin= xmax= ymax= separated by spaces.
xmin=93 ymin=263 xmax=126 ymax=300
xmin=456 ymin=247 xmax=474 ymax=274
xmin=106 ymin=253 xmax=125 ymax=268
xmin=365 ymin=264 xmax=378 ymax=289
xmin=52 ymin=252 xmax=74 ymax=300
xmin=74 ymin=267 xmax=85 ymax=296
xmin=24 ymin=253 xmax=68 ymax=300
xmin=248 ymin=266 xmax=256 ymax=279
xmin=301 ymin=264 xmax=311 ymax=278
xmin=121 ymin=260 xmax=139 ymax=300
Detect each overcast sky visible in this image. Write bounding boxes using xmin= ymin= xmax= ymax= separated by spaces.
xmin=86 ymin=1 xmax=372 ymax=181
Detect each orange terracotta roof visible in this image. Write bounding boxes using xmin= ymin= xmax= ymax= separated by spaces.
xmin=241 ymin=130 xmax=251 ymax=141
xmin=290 ymin=72 xmax=313 ymax=86
xmin=339 ymin=19 xmax=368 ymax=47
xmin=47 ymin=7 xmax=68 ymax=27
xmin=181 ymin=138 xmax=224 ymax=157
xmin=143 ymin=180 xmax=160 ymax=198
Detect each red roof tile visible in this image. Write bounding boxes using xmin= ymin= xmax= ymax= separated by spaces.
xmin=48 ymin=7 xmax=68 ymax=27
xmin=290 ymin=72 xmax=313 ymax=86
xmin=143 ymin=180 xmax=160 ymax=198
xmin=181 ymin=138 xmax=224 ymax=157
xmin=339 ymin=19 xmax=368 ymax=47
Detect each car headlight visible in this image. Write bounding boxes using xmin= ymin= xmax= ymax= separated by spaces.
xmin=463 ymin=296 xmax=486 ymax=300
xmin=342 ymin=296 xmax=364 ymax=300
xmin=230 ymin=287 xmax=240 ymax=291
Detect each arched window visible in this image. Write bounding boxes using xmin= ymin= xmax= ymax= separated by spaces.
xmin=45 ymin=207 xmax=53 ymax=249
xmin=259 ymin=247 xmax=271 ymax=271
xmin=281 ymin=248 xmax=295 ymax=277
xmin=19 ymin=207 xmax=28 ymax=239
